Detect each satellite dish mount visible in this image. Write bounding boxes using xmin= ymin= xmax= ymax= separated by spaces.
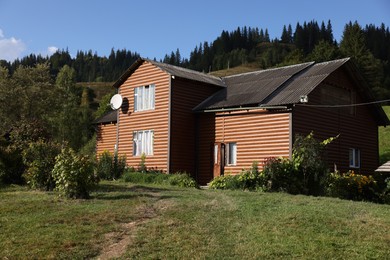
xmin=110 ymin=94 xmax=123 ymax=152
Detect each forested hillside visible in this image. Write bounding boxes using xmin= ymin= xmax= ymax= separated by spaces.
xmin=1 ymin=20 xmax=389 ymax=99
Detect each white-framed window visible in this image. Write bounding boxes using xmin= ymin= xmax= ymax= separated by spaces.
xmin=226 ymin=142 xmax=237 ymax=165
xmin=133 ymin=130 xmax=154 ymax=156
xmin=134 ymin=84 xmax=155 ymax=112
xmin=349 ymin=148 xmax=360 ymax=168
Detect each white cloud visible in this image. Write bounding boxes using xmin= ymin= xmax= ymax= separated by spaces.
xmin=47 ymin=46 xmax=58 ymax=55
xmin=0 ymin=29 xmax=26 ymax=62
xmin=37 ymin=46 xmax=59 ymax=58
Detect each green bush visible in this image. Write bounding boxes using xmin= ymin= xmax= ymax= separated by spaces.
xmin=379 ymin=177 xmax=390 ymax=204
xmin=238 ymin=161 xmax=268 ymax=191
xmin=96 ymin=150 xmax=126 ymax=180
xmin=263 ymin=157 xmax=303 ymax=194
xmin=326 ymin=171 xmax=380 ymax=202
xmin=209 ymin=174 xmax=242 ymax=190
xmin=291 ymin=132 xmax=337 ymax=195
xmin=22 ymin=140 xmax=61 ymax=191
xmin=167 ymin=173 xmax=199 ymax=188
xmin=209 ymin=162 xmax=267 ymax=191
xmin=52 ymin=147 xmax=98 ymax=199
xmin=122 ymin=171 xmax=168 ymax=184
xmin=0 ymin=143 xmax=25 ymax=185
xmin=122 ymin=171 xmax=198 ymax=188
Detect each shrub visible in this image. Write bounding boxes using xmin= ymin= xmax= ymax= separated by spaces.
xmin=22 ymin=140 xmax=61 ymax=191
xmin=122 ymin=171 xmax=198 ymax=188
xmin=263 ymin=157 xmax=303 ymax=194
xmin=52 ymin=147 xmax=98 ymax=199
xmin=291 ymin=132 xmax=337 ymax=195
xmin=209 ymin=162 xmax=267 ymax=191
xmin=379 ymin=177 xmax=390 ymax=204
xmin=96 ymin=150 xmax=126 ymax=180
xmin=167 ymin=173 xmax=199 ymax=188
xmin=122 ymin=171 xmax=165 ymax=184
xmin=209 ymin=174 xmax=242 ymax=190
xmin=326 ymin=171 xmax=380 ymax=202
xmin=138 ymin=153 xmax=147 ymax=173
xmin=113 ymin=152 xmax=127 ymax=179
xmin=0 ymin=143 xmax=25 ymax=185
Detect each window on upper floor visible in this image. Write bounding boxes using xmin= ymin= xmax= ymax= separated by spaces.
xmin=134 ymin=84 xmax=155 ymax=112
xmin=133 ymin=130 xmax=154 ymax=156
xmin=349 ymin=148 xmax=360 ymax=168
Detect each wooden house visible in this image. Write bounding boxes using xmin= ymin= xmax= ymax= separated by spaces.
xmin=96 ymin=58 xmax=389 ymax=184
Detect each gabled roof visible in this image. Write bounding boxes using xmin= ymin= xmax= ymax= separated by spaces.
xmin=94 ymin=110 xmax=117 ymax=124
xmin=195 ymin=58 xmax=351 ymax=110
xmin=195 ymin=61 xmax=315 ymax=110
xmin=113 ymin=58 xmax=224 ymax=88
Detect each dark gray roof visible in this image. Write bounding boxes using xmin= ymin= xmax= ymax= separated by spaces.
xmin=265 ymin=58 xmax=350 ymax=106
xmin=195 ymin=61 xmax=315 ymax=110
xmin=195 ymin=58 xmax=353 ymax=110
xmin=113 ymin=58 xmax=224 ymax=88
xmin=147 ymin=59 xmax=225 ymax=86
xmin=94 ymin=110 xmax=117 ymax=124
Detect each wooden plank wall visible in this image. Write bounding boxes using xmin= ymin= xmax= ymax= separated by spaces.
xmin=293 ymin=67 xmax=379 ymax=174
xmin=170 ymin=78 xmax=223 ymax=176
xmin=118 ymin=61 xmax=170 ymax=172
xmin=96 ymin=123 xmax=117 ymax=156
xmin=197 ymin=113 xmax=216 ymax=184
xmin=213 ymin=110 xmax=291 ymax=176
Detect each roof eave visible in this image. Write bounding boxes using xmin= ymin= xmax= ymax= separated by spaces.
xmin=112 ymin=58 xmax=145 ymax=89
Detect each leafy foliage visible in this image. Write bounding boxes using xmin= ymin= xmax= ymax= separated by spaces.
xmin=262 ymin=157 xmax=303 ymax=194
xmin=52 ymin=147 xmax=98 ymax=199
xmin=292 ymin=132 xmax=338 ymax=195
xmin=209 ymin=162 xmax=267 ymax=191
xmin=0 ymin=139 xmax=25 ymax=185
xmin=96 ymin=150 xmax=126 ymax=180
xmin=122 ymin=171 xmax=198 ymax=188
xmin=208 ymin=174 xmax=242 ymax=190
xmin=22 ymin=140 xmax=61 ymax=191
xmin=326 ymin=171 xmax=380 ymax=202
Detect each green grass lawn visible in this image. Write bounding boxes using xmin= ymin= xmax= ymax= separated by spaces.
xmin=1 ymin=182 xmax=389 ymax=259
xmin=379 ymin=106 xmax=390 ymax=164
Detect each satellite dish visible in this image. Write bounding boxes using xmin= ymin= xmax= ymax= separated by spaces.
xmin=110 ymin=94 xmax=123 ymax=110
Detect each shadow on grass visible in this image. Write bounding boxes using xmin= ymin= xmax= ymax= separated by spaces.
xmin=95 ymin=183 xmax=173 ymax=192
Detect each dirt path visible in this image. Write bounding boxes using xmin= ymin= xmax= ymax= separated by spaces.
xmin=95 ymin=195 xmax=173 ymax=259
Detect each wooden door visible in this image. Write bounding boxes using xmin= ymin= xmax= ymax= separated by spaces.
xmin=213 ymin=142 xmax=225 ymax=178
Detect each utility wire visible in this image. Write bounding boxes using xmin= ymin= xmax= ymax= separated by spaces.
xmin=295 ymin=99 xmax=390 ymax=108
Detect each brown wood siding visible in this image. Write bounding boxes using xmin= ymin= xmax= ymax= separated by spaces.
xmin=96 ymin=123 xmax=117 ymax=156
xmin=117 ymin=62 xmax=170 ymax=172
xmin=197 ymin=113 xmax=216 ymax=184
xmin=293 ymin=67 xmax=379 ymax=174
xmin=214 ymin=110 xmax=291 ymax=176
xmin=170 ymin=78 xmax=223 ymax=176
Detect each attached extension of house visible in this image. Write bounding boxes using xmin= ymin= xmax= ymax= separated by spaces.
xmin=95 ymin=57 xmax=389 ymax=185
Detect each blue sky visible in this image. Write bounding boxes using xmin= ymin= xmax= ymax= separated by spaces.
xmin=0 ymin=0 xmax=389 ymax=62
